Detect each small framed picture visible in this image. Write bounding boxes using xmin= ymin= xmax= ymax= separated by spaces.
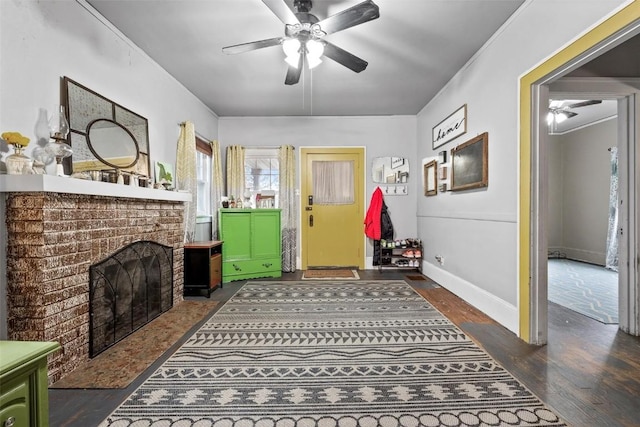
xmin=391 ymin=157 xmax=405 ymax=169
xmin=424 ymin=160 xmax=437 ymax=196
xmin=438 ymin=150 xmax=448 ymax=164
xmin=439 ymin=166 xmax=448 ymax=180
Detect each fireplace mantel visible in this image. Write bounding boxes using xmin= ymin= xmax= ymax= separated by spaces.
xmin=0 ymin=175 xmax=191 ymax=202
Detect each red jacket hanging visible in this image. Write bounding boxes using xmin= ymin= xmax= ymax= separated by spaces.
xmin=364 ymin=187 xmax=384 ymax=239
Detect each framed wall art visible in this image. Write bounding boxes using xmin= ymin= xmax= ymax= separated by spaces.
xmin=432 ymin=104 xmax=467 ymax=149
xmin=451 ymin=132 xmax=488 ymax=191
xmin=423 ymin=160 xmax=437 ymax=196
xmin=391 ymin=157 xmax=405 ymax=169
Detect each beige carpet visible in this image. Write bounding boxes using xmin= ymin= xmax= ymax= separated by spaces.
xmin=302 ymin=269 xmax=360 ymax=280
xmin=51 ymin=299 xmax=218 ymax=389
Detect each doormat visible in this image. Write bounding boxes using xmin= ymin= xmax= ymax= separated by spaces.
xmin=302 ymin=269 xmax=360 ymax=280
xmin=405 ymin=274 xmax=427 ymax=281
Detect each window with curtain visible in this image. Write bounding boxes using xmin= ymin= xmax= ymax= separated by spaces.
xmin=312 ymin=160 xmax=354 ymax=204
xmin=196 ymin=137 xmax=212 ymax=217
xmin=245 ymin=148 xmax=279 ymax=206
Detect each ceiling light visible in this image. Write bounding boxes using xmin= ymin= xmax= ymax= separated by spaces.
xmin=547 ymin=110 xmax=569 ymax=125
xmin=306 ymin=39 xmax=324 ymax=59
xmin=546 ymin=112 xmax=554 ymax=125
xmin=306 ymin=39 xmax=324 ymax=69
xmin=285 ymin=53 xmax=301 ymax=68
xmin=282 ymin=38 xmax=301 ymax=57
xmin=555 ymin=112 xmax=568 ymax=123
xmin=283 ymin=38 xmax=301 ymax=68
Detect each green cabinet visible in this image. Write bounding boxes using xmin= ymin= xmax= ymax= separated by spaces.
xmin=219 ymin=208 xmax=282 ymax=283
xmin=0 ymin=341 xmax=60 ymax=427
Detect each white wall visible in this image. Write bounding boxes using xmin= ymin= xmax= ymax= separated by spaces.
xmin=218 ymin=115 xmax=418 ymax=265
xmin=548 ymin=119 xmax=617 ymax=264
xmin=548 ymin=137 xmax=564 ymax=250
xmin=0 ymin=0 xmax=219 ymax=339
xmin=415 ymin=0 xmax=627 ymax=334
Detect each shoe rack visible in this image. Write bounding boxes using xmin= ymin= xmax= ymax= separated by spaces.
xmin=377 ymin=238 xmax=422 ymax=272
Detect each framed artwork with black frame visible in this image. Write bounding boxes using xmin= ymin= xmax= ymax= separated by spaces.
xmin=451 ymin=132 xmax=488 ymax=191
xmin=423 ymin=160 xmax=437 ymax=196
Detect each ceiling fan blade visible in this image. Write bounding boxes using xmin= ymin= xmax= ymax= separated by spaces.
xmin=222 ymin=37 xmax=283 ymax=54
xmin=317 ymin=0 xmax=380 ymax=35
xmin=323 ymin=42 xmax=368 ymax=73
xmin=567 ymin=100 xmax=602 ymax=109
xmin=262 ymin=0 xmax=300 ymax=25
xmin=285 ymin=55 xmax=304 ymax=85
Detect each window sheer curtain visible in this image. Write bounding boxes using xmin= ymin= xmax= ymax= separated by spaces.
xmin=210 ymin=140 xmax=223 ymax=239
xmin=226 ymin=145 xmax=245 ymax=202
xmin=279 ymin=145 xmax=296 ymax=272
xmin=313 ymin=160 xmax=354 ymax=204
xmin=606 ymin=147 xmax=619 ymax=271
xmin=176 ymin=121 xmax=197 ymax=242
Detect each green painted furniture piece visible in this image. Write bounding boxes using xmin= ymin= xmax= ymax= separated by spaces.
xmin=219 ymin=208 xmax=282 ymax=283
xmin=0 ymin=340 xmax=60 ymax=427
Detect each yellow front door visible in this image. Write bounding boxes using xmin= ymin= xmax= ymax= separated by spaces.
xmin=301 ymin=147 xmax=365 ymax=269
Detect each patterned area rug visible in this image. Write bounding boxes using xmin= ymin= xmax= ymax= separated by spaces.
xmin=99 ymin=281 xmax=565 ymax=426
xmin=302 ymin=269 xmax=360 ymax=280
xmin=548 ymin=258 xmax=618 ymax=324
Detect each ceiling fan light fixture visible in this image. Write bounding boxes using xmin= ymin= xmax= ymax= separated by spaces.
xmin=306 ymin=39 xmax=324 ymax=69
xmin=546 ymin=112 xmax=555 ymax=125
xmin=306 ymin=38 xmax=324 ymax=58
xmin=282 ymin=38 xmax=301 ymax=58
xmin=285 ymin=53 xmax=301 ymax=68
xmin=307 ymin=54 xmax=322 ymax=69
xmin=555 ymin=112 xmax=568 ymax=123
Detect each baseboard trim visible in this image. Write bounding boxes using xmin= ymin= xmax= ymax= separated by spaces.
xmin=421 ymin=261 xmax=519 ymax=335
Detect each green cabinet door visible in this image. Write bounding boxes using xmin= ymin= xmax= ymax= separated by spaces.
xmin=252 ymin=210 xmax=281 ymax=259
xmin=220 ymin=212 xmax=252 ymax=261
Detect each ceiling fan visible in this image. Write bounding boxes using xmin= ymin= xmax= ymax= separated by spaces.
xmin=222 ymin=0 xmax=380 ymax=85
xmin=547 ymin=99 xmax=602 ymax=124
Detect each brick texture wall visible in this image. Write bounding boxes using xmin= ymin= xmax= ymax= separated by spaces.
xmin=5 ymin=192 xmax=185 ymax=383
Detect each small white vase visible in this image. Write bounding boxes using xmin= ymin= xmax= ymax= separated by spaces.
xmin=6 ymin=146 xmax=31 ymax=175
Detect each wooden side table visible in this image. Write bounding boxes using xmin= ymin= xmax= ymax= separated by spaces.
xmin=184 ymin=240 xmax=223 ymax=297
xmin=0 ymin=340 xmax=60 ymax=427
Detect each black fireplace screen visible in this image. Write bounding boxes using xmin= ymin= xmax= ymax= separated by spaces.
xmin=89 ymin=240 xmax=173 ymax=357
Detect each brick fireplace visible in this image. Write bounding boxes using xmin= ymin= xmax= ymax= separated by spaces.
xmin=2 ymin=177 xmax=188 ymax=383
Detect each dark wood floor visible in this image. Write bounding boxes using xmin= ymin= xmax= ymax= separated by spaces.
xmin=49 ymin=270 xmax=640 ymax=427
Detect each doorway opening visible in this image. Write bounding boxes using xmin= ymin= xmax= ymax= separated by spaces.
xmin=519 ymin=7 xmax=640 ymax=344
xmin=546 ymin=97 xmax=619 ymax=325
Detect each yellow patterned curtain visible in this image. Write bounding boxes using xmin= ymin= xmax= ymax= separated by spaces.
xmin=210 ymin=140 xmax=223 ymax=239
xmin=226 ymin=145 xmax=245 ymax=202
xmin=279 ymin=145 xmax=296 ymax=272
xmin=176 ymin=121 xmax=197 ymax=242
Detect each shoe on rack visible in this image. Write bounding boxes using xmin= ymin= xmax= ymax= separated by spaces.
xmin=413 ymin=250 xmax=422 ymax=258
xmin=402 ymin=250 xmax=414 ymax=258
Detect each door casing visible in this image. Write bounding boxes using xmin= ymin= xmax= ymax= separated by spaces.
xmin=519 ymin=6 xmax=640 ymax=343
xmin=300 ymin=147 xmax=365 ymax=270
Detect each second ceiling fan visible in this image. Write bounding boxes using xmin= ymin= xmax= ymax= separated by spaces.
xmin=222 ymin=0 xmax=380 ymax=85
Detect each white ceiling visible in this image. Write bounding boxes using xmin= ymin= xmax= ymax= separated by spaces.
xmin=86 ymin=0 xmax=525 ymax=117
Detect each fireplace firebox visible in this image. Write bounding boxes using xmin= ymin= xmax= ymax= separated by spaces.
xmin=89 ymin=240 xmax=173 ymax=357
